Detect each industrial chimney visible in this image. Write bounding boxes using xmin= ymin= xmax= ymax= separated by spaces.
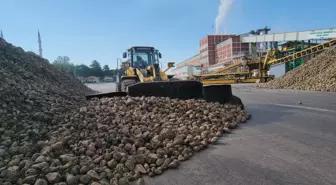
xmin=38 ymin=30 xmax=43 ymax=57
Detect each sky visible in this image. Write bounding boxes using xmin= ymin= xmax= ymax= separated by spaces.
xmin=1 ymin=0 xmax=336 ymax=76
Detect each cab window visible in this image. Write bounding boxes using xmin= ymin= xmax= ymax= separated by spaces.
xmin=133 ymin=51 xmax=153 ymax=68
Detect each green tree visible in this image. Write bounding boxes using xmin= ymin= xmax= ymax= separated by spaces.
xmin=102 ymin=65 xmax=110 ymax=71
xmin=52 ymin=56 xmax=75 ymax=76
xmin=90 ymin=60 xmax=103 ymax=77
xmin=102 ymin=65 xmax=111 ymax=76
xmin=75 ymin=64 xmax=92 ymax=77
xmin=56 ymin=56 xmax=70 ymax=63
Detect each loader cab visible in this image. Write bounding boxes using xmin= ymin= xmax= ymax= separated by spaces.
xmin=123 ymin=46 xmax=162 ymax=69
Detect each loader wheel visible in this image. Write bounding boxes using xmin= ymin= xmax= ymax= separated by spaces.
xmin=266 ymin=77 xmax=273 ymax=82
xmin=116 ymin=83 xmax=121 ymax=92
xmin=121 ymin=79 xmax=137 ymax=92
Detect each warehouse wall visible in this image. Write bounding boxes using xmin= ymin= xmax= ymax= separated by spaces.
xmin=231 ymin=36 xmax=249 ymax=55
xmin=216 ymin=38 xmax=233 ymax=64
xmin=200 ymin=36 xmax=209 ymax=65
xmin=200 ymin=35 xmax=235 ymax=66
xmin=215 ymin=36 xmax=249 ymax=65
xmin=173 ymin=54 xmax=201 ymax=78
xmin=176 ymin=54 xmax=200 ymax=68
xmin=177 ymin=34 xmax=249 ymax=74
xmin=172 ymin=65 xmax=202 ymax=79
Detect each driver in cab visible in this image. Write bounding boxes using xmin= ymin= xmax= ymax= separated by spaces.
xmin=136 ymin=56 xmax=147 ymax=68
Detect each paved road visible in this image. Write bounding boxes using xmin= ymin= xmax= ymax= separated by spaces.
xmin=87 ymin=83 xmax=336 ymax=185
xmin=86 ymin=83 xmax=116 ymax=93
xmin=232 ymin=84 xmax=336 ymax=111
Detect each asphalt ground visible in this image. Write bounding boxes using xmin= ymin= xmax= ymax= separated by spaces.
xmin=86 ymin=83 xmax=336 ymax=185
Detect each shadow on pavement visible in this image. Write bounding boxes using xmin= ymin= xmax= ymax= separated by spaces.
xmin=242 ymin=103 xmax=294 ymax=127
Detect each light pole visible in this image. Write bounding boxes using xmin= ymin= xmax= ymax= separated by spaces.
xmin=116 ymin=58 xmax=122 ymax=83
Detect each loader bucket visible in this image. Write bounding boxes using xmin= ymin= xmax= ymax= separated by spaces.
xmin=127 ymin=80 xmax=204 ymax=100
xmin=85 ymin=92 xmax=127 ymax=100
xmin=202 ymin=84 xmax=244 ymax=109
xmin=202 ymin=85 xmax=232 ymax=103
xmin=85 ymin=82 xmax=244 ymax=109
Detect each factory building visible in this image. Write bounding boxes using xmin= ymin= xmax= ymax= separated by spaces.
xmin=199 ymin=35 xmax=235 ymax=69
xmin=173 ymin=27 xmax=336 ymax=78
xmin=210 ymin=36 xmax=249 ymax=72
xmin=172 ymin=54 xmax=201 ymax=79
xmin=200 ymin=34 xmax=252 ymax=73
xmin=175 ymin=54 xmax=201 ymax=68
xmin=173 ymin=34 xmax=249 ymax=75
xmin=174 ymin=27 xmax=271 ymax=76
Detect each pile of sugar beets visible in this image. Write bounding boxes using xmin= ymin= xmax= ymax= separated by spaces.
xmin=259 ymin=46 xmax=336 ymax=92
xmin=0 ymin=38 xmax=251 ymax=185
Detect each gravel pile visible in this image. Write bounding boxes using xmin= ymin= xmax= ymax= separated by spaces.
xmin=259 ymin=46 xmax=336 ymax=91
xmin=0 ymin=38 xmax=251 ymax=184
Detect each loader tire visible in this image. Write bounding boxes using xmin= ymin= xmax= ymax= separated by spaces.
xmin=266 ymin=77 xmax=273 ymax=82
xmin=116 ymin=83 xmax=121 ymax=92
xmin=121 ymin=79 xmax=137 ymax=92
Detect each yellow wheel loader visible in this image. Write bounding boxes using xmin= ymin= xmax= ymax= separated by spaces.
xmin=116 ymin=46 xmax=177 ymax=92
xmin=86 ymin=46 xmax=244 ymax=109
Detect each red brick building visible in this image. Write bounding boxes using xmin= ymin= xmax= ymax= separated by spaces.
xmin=199 ymin=35 xmax=250 ymax=72
xmin=199 ymin=35 xmax=235 ymax=69
xmin=174 ymin=34 xmax=251 ymax=75
xmin=209 ymin=36 xmax=250 ymax=71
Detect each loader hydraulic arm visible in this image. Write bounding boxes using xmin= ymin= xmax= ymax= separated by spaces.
xmin=163 ymin=62 xmax=175 ymax=73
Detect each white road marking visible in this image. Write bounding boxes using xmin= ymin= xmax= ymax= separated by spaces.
xmin=271 ymin=103 xmax=336 ymax=113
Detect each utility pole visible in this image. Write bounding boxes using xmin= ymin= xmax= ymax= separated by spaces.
xmin=38 ymin=30 xmax=43 ymax=57
xmin=116 ymin=58 xmax=122 ymax=83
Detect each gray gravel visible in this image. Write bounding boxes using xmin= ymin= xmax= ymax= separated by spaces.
xmin=87 ymin=83 xmax=336 ymax=185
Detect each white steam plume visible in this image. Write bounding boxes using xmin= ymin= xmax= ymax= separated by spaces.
xmin=215 ymin=0 xmax=233 ymax=34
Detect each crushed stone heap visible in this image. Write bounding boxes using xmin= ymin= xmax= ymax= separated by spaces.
xmin=258 ymin=46 xmax=336 ymax=92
